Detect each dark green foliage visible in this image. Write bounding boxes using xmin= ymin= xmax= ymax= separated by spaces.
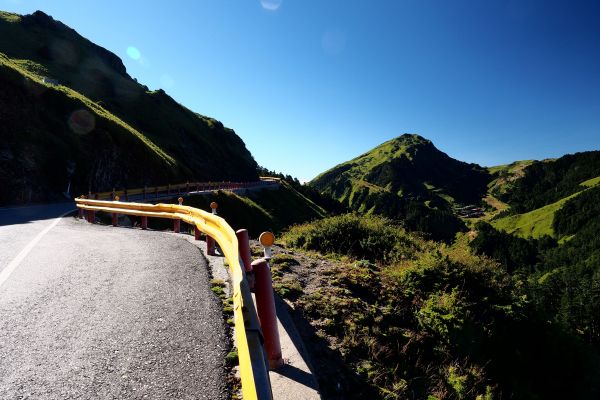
xmin=472 ymin=216 xmax=600 ymax=346
xmin=257 ymin=166 xmax=348 ymax=215
xmin=243 ymin=181 xmax=327 ymax=231
xmin=289 ymin=216 xmax=600 ymax=399
xmin=282 ymin=214 xmax=419 ymax=263
xmin=469 ymin=221 xmax=543 ymax=273
xmin=553 ymin=185 xmax=600 ymax=237
xmin=403 ymin=200 xmax=466 ymax=242
xmin=502 ymin=151 xmax=600 ymax=213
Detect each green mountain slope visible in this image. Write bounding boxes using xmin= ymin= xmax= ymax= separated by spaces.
xmin=487 ymin=159 xmax=534 ymax=197
xmin=310 ymin=134 xmax=491 ymax=241
xmin=473 ymin=151 xmax=600 ymax=349
xmin=0 ymin=10 xmax=257 ymax=204
xmin=500 ymin=150 xmax=600 ymax=213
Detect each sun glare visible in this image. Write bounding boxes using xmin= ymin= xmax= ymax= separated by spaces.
xmin=126 ymin=46 xmax=141 ymax=60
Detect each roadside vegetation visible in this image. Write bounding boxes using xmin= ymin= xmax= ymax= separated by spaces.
xmin=274 ymin=214 xmax=600 ymax=399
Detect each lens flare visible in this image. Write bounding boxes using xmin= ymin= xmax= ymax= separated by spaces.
xmin=126 ymin=46 xmax=141 ymax=60
xmin=68 ymin=109 xmax=95 ymax=135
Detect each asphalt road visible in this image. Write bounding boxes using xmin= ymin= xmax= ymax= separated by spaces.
xmin=0 ymin=208 xmax=228 ymax=399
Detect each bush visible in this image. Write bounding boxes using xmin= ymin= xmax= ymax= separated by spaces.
xmin=282 ymin=213 xmax=418 ymax=263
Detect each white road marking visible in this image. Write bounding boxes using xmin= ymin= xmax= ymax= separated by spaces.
xmin=0 ymin=210 xmax=73 ymax=289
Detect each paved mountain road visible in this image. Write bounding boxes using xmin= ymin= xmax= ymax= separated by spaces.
xmin=0 ymin=209 xmax=228 ymax=399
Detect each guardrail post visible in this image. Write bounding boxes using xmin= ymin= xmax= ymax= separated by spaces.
xmin=141 ymin=216 xmax=148 ymax=230
xmin=252 ymin=258 xmax=283 ymax=369
xmin=173 ymin=197 xmax=183 ymax=233
xmin=236 ymin=229 xmax=253 ymax=273
xmin=206 ymin=202 xmax=219 ymax=256
xmin=194 ymin=226 xmax=201 ymax=240
xmin=87 ymin=209 xmax=95 ymax=224
xmin=78 ymin=196 xmax=85 ymax=219
xmin=206 ymin=236 xmax=216 ymax=255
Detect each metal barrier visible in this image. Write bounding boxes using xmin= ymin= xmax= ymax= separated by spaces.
xmin=88 ymin=178 xmax=280 ymax=201
xmin=75 ymin=197 xmax=273 ymax=400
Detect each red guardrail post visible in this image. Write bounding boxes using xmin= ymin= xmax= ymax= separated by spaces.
xmin=252 ymin=258 xmax=283 ymax=369
xmin=194 ymin=226 xmax=201 ymax=240
xmin=87 ymin=209 xmax=95 ymax=224
xmin=141 ymin=216 xmax=148 ymax=230
xmin=206 ymin=202 xmax=218 ymax=256
xmin=206 ymin=236 xmax=216 ymax=255
xmin=236 ymin=229 xmax=253 ymax=273
xmin=78 ymin=196 xmax=84 ymax=219
xmin=173 ymin=197 xmax=183 ymax=233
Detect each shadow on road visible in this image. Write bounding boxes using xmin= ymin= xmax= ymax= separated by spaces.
xmin=0 ymin=202 xmax=75 ymax=227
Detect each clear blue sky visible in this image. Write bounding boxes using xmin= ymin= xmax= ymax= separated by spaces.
xmin=3 ymin=0 xmax=599 ymax=181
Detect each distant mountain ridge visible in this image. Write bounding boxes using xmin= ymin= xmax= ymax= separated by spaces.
xmin=310 ymin=134 xmax=491 ymax=240
xmin=0 ymin=10 xmax=257 ymax=204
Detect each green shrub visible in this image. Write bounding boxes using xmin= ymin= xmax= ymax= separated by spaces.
xmin=282 ymin=213 xmax=418 ymax=262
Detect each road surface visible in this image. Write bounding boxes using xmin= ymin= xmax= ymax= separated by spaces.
xmin=0 ymin=206 xmax=228 ymax=399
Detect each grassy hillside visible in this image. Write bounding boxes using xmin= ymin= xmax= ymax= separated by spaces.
xmin=0 ymin=10 xmax=257 ymax=204
xmin=500 ymin=150 xmax=600 ymax=213
xmin=310 ymin=134 xmax=491 ymax=241
xmin=491 ymin=191 xmax=582 ymax=238
xmin=277 ymin=214 xmax=600 ymax=399
xmin=486 ymin=160 xmax=534 ymax=197
xmin=490 ymin=159 xmax=600 ymax=239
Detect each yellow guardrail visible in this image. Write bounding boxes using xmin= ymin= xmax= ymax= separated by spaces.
xmin=75 ymin=198 xmax=273 ymax=400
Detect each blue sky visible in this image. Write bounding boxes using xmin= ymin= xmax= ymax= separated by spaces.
xmin=2 ymin=0 xmax=599 ymax=181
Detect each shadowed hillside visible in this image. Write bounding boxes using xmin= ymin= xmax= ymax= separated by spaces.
xmin=0 ymin=10 xmax=257 ymax=204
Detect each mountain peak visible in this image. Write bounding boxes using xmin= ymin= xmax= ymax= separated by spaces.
xmin=391 ymin=133 xmax=431 ymax=145
xmin=311 ymin=134 xmax=490 ymax=219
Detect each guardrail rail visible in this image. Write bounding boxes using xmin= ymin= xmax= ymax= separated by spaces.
xmin=86 ymin=178 xmax=280 ymax=202
xmin=75 ymin=197 xmax=273 ymax=400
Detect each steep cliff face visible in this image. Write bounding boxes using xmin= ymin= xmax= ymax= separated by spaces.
xmin=0 ymin=10 xmax=258 ymax=204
